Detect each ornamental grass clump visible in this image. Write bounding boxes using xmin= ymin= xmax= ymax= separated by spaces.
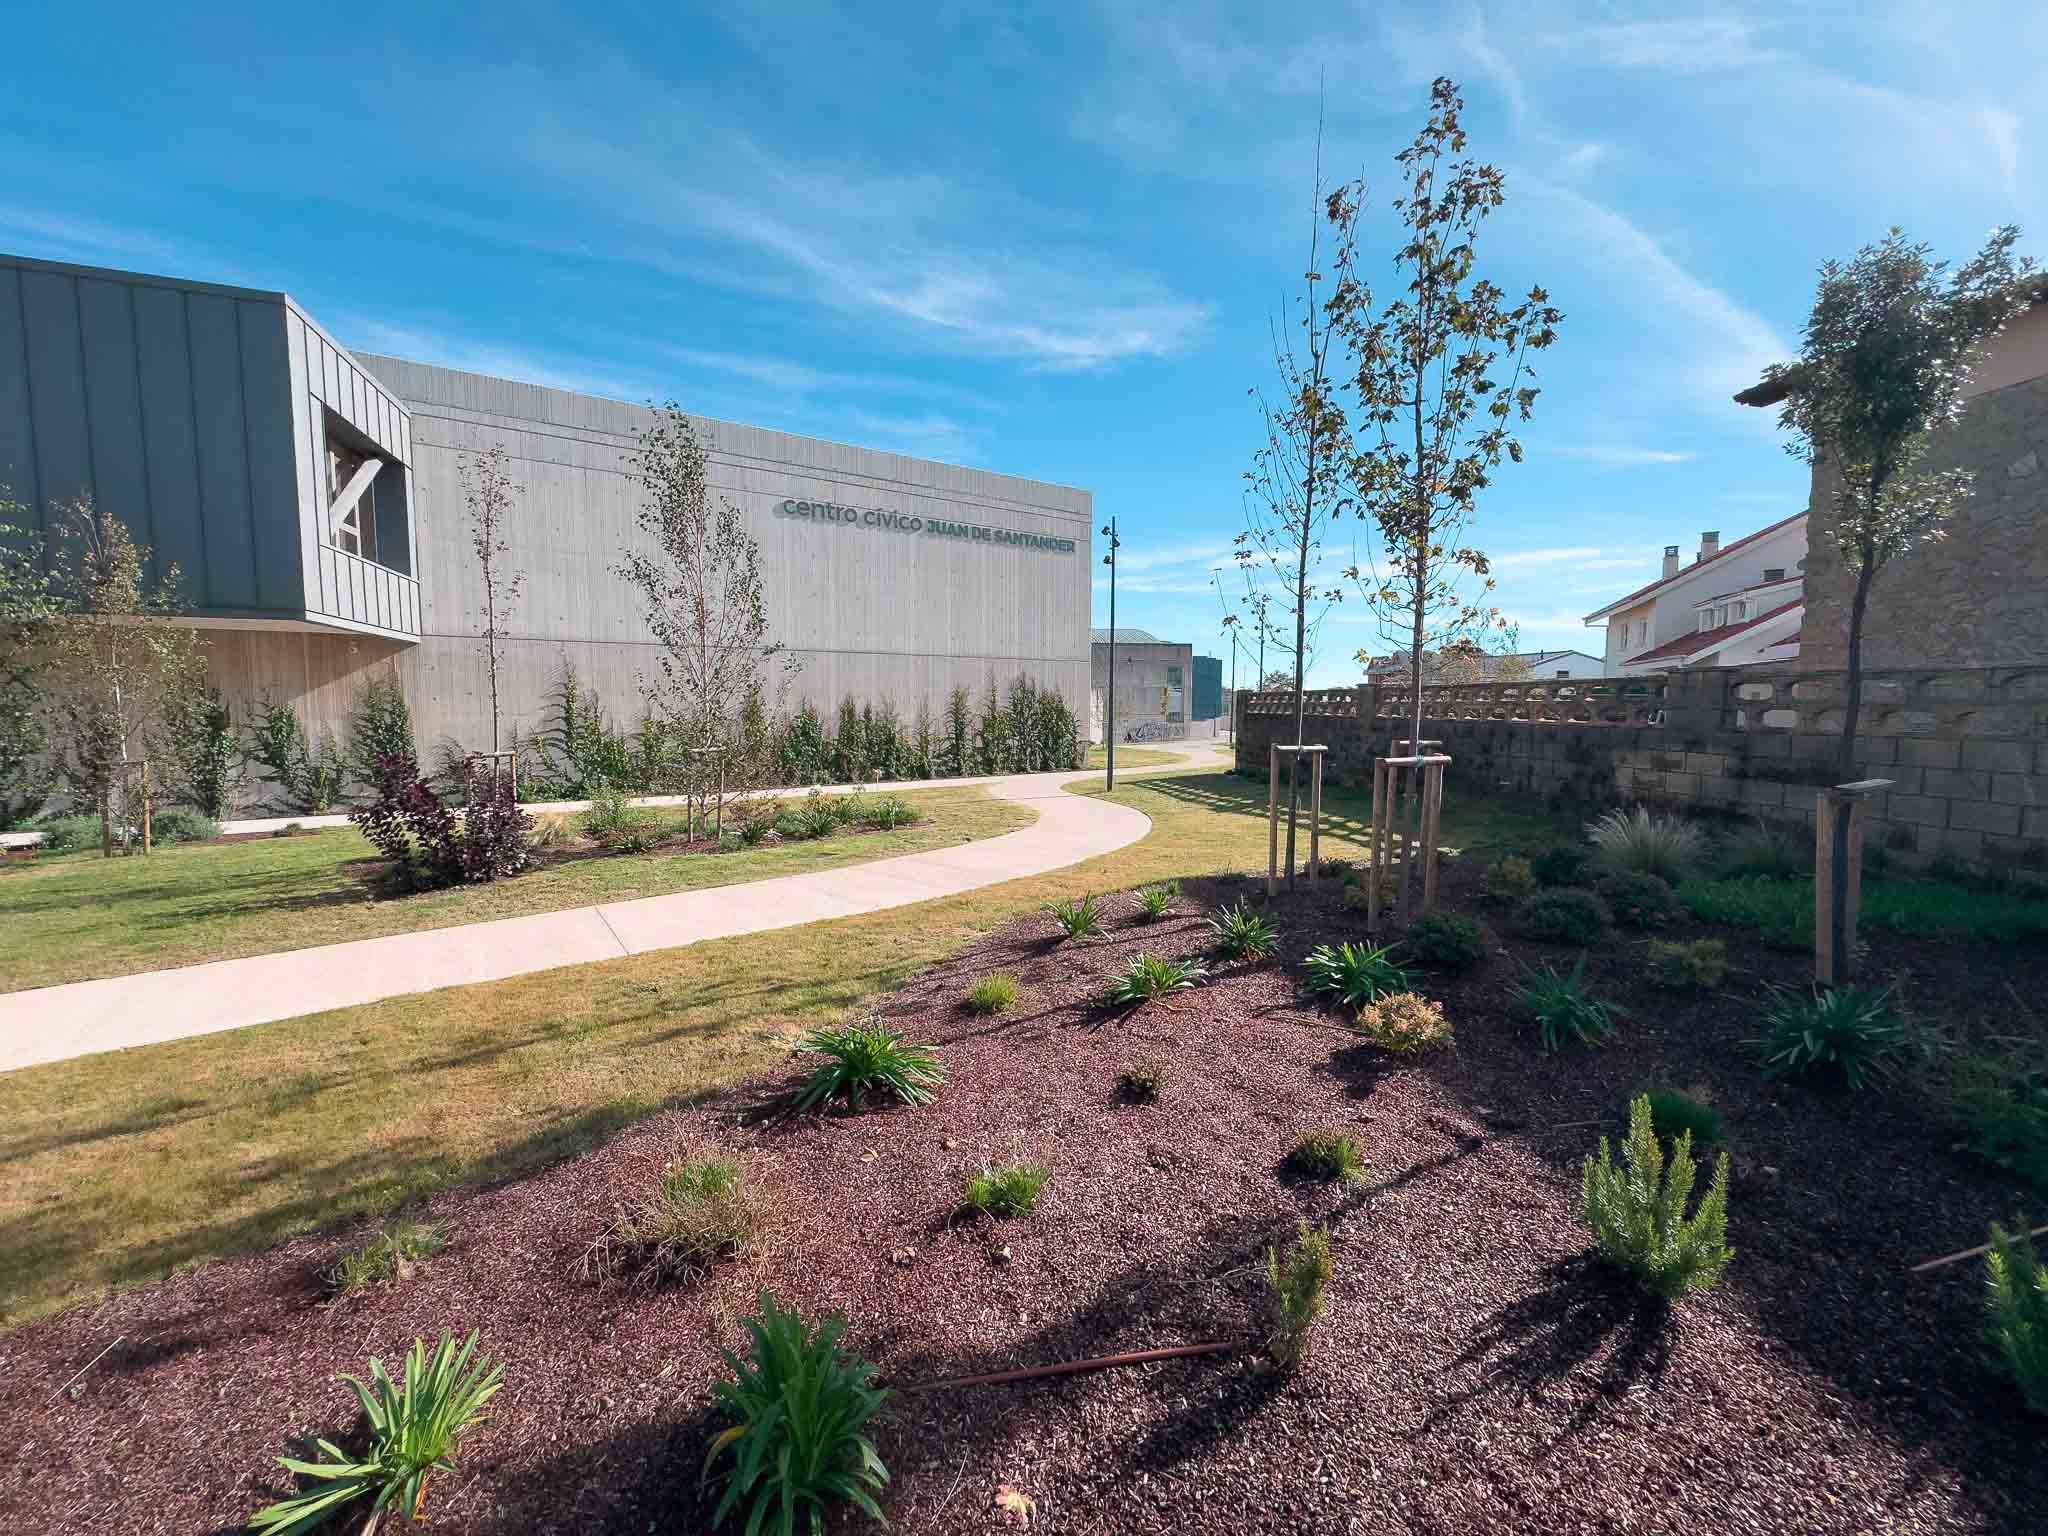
xmin=964 ymin=1160 xmax=1050 ymax=1218
xmin=579 ymin=1152 xmax=758 ymax=1288
xmin=1983 ymin=1224 xmax=2048 ymax=1416
xmin=1750 ymin=982 xmax=1905 ymax=1090
xmin=1209 ymin=899 xmax=1278 ymax=960
xmin=860 ymin=794 xmax=915 ymax=830
xmin=1045 ymin=893 xmax=1105 ymax=940
xmin=1645 ymin=937 xmax=1727 ymax=991
xmin=1116 ymin=1062 xmax=1167 ymax=1104
xmin=332 ymin=1221 xmax=445 ymax=1295
xmin=1285 ymin=1128 xmax=1366 ymax=1184
xmin=1265 ymin=1221 xmax=1334 ymax=1372
xmin=1355 ymin=991 xmax=1451 ymax=1056
xmin=963 ymin=974 xmax=1019 ymax=1016
xmin=795 ymin=1021 xmax=944 ymax=1111
xmin=247 ymin=1330 xmax=503 ymax=1534
xmin=1581 ymin=1094 xmax=1732 ymax=1301
xmin=1513 ymin=954 xmax=1624 ymax=1053
xmin=1106 ymin=952 xmax=1205 ymax=1006
xmin=703 ymin=1293 xmax=889 ymax=1536
xmin=1134 ymin=881 xmax=1179 ymax=921
xmin=1587 ymin=804 xmax=1707 ymax=883
xmin=1301 ymin=941 xmax=1411 ymax=1010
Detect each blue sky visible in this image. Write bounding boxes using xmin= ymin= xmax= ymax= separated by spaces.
xmin=4 ymin=1 xmax=2041 ymax=684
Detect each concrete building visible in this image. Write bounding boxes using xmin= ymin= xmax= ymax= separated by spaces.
xmin=0 ymin=254 xmax=1092 ymax=755
xmin=1365 ymin=647 xmax=1606 ymax=685
xmin=1089 ymin=628 xmax=1194 ymax=741
xmin=1580 ymin=515 xmax=1808 ymax=675
xmin=1738 ymin=295 xmax=2048 ymax=671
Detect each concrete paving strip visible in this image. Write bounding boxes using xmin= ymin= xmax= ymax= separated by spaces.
xmin=0 ymin=743 xmax=1228 ymax=1072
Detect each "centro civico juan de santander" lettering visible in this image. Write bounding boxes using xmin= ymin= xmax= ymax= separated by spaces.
xmin=776 ymin=498 xmax=1075 ymax=554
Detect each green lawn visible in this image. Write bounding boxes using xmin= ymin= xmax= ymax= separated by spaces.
xmin=0 ymin=769 xmax=1556 ymax=1325
xmin=1083 ymin=743 xmax=1180 ymax=769
xmin=0 ymin=786 xmax=1033 ymax=992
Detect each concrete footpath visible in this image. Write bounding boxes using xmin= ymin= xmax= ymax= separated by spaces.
xmin=0 ymin=742 xmax=1228 ymax=1073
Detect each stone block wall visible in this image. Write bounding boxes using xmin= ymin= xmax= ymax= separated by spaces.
xmin=1233 ymin=664 xmax=2048 ymax=873
xmin=1799 ymin=371 xmax=2048 ymax=670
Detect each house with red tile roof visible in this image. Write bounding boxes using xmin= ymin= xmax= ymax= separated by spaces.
xmin=1579 ymin=513 xmax=1807 ymax=676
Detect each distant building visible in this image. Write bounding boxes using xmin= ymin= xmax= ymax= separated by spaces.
xmin=1191 ymin=655 xmax=1223 ymax=721
xmin=1089 ymin=627 xmax=1194 ymax=741
xmin=1580 ymin=515 xmax=1808 ymax=675
xmin=1365 ymin=647 xmax=1606 ymax=685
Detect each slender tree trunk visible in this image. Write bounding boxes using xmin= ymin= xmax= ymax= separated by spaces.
xmin=1830 ymin=540 xmax=1877 ymax=980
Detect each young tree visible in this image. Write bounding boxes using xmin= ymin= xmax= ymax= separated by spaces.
xmin=43 ymin=497 xmax=208 ymax=854
xmin=1741 ymin=225 xmax=2034 ymax=978
xmin=1327 ymin=77 xmax=1561 ymax=758
xmin=1239 ymin=123 xmax=1354 ymax=888
xmin=0 ymin=503 xmax=56 ymax=828
xmin=1744 ymin=227 xmax=2033 ymax=778
xmin=615 ymin=405 xmax=796 ymax=825
xmin=458 ymin=443 xmax=525 ymax=753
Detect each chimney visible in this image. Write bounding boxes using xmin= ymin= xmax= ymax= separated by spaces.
xmin=1699 ymin=530 xmax=1720 ymax=562
xmin=1662 ymin=544 xmax=1681 ymax=579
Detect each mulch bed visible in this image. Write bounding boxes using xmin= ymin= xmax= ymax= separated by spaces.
xmin=5 ymin=863 xmax=2047 ymax=1534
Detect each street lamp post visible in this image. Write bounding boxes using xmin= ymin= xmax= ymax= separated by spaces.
xmin=1101 ymin=517 xmax=1120 ymax=790
xmin=1213 ymin=566 xmax=1239 ymax=749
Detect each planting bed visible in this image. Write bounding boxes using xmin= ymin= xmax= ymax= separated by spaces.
xmin=5 ymin=865 xmax=2047 ymax=1533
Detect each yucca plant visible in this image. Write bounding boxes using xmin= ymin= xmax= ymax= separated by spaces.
xmin=1301 ymin=941 xmax=1411 ymax=1010
xmin=1134 ymin=881 xmax=1179 ymax=921
xmin=1209 ymin=899 xmax=1278 ymax=960
xmin=1586 ymin=805 xmax=1706 ymax=883
xmin=795 ymin=1021 xmax=944 ymax=1111
xmin=1044 ymin=894 xmax=1105 ymax=940
xmin=1265 ymin=1221 xmax=1333 ymax=1371
xmin=1512 ymin=954 xmax=1625 ymax=1053
xmin=1749 ymin=981 xmax=1905 ymax=1090
xmin=963 ymin=1160 xmax=1050 ymax=1218
xmin=248 ymin=1330 xmax=503 ymax=1533
xmin=1984 ymin=1224 xmax=2048 ymax=1416
xmin=1106 ymin=952 xmax=1205 ymax=1006
xmin=1581 ymin=1094 xmax=1733 ymax=1301
xmin=704 ymin=1293 xmax=890 ymax=1535
xmin=861 ymin=795 xmax=915 ymax=830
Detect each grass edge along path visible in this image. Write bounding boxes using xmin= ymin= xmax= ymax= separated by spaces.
xmin=0 ymin=786 xmax=1032 ymax=993
xmin=0 ymin=770 xmax=1550 ymax=1327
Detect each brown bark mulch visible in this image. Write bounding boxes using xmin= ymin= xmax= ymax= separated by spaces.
xmin=4 ymin=868 xmax=2046 ymax=1535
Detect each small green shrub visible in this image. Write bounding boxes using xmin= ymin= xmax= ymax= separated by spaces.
xmin=1515 ymin=887 xmax=1612 ymax=945
xmin=1681 ymin=874 xmax=2048 ymax=947
xmin=1285 ymin=1128 xmax=1366 ymax=1184
xmin=1645 ymin=937 xmax=1727 ymax=990
xmin=1301 ymin=941 xmax=1411 ymax=1010
xmin=582 ymin=787 xmax=664 ymax=852
xmin=1107 ymin=952 xmax=1205 ymax=1006
xmin=1116 ymin=1062 xmax=1166 ymax=1104
xmin=1719 ymin=820 xmax=1811 ymax=880
xmin=704 ymin=1293 xmax=889 ymax=1535
xmin=1532 ymin=844 xmax=1592 ymax=887
xmin=1513 ymin=954 xmax=1624 ymax=1052
xmin=777 ymin=791 xmax=845 ymax=842
xmin=528 ymin=814 xmax=571 ymax=852
xmin=579 ymin=1152 xmax=758 ymax=1287
xmin=1209 ymin=899 xmax=1278 ymax=959
xmin=1403 ymin=912 xmax=1488 ymax=972
xmin=247 ymin=1330 xmax=503 ymax=1534
xmin=150 ymin=809 xmax=220 ymax=845
xmin=1265 ymin=1221 xmax=1333 ymax=1371
xmin=1750 ymin=982 xmax=1905 ymax=1090
xmin=332 ymin=1221 xmax=445 ymax=1294
xmin=795 ymin=1021 xmax=944 ymax=1110
xmin=964 ymin=1160 xmax=1050 ymax=1218
xmin=1639 ymin=1087 xmax=1724 ymax=1149
xmin=1045 ymin=894 xmax=1105 ymax=940
xmin=861 ymin=794 xmax=914 ymax=830
xmin=1355 ymin=991 xmax=1451 ymax=1055
xmin=1984 ymin=1225 xmax=2048 ymax=1416
xmin=1134 ymin=881 xmax=1179 ymax=921
xmin=963 ymin=974 xmax=1020 ymax=1016
xmin=1948 ymin=1045 xmax=2048 ymax=1191
xmin=1483 ymin=855 xmax=1536 ymax=902
xmin=1321 ymin=858 xmax=1354 ymax=882
xmin=1593 ymin=869 xmax=1681 ymax=929
xmin=1588 ymin=805 xmax=1707 ymax=882
xmin=1581 ymin=1094 xmax=1733 ymax=1301
xmin=32 ymin=813 xmax=102 ymax=854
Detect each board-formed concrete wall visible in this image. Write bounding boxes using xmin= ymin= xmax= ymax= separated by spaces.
xmin=1233 ymin=665 xmax=2048 ymax=875
xmin=200 ymin=356 xmax=1093 ymax=756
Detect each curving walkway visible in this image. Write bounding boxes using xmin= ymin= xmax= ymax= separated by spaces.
xmin=0 ymin=741 xmax=1228 ymax=1072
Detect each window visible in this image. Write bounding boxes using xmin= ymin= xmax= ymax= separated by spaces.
xmin=1555 ymin=669 xmax=1570 ymax=679
xmin=1762 ymin=567 xmax=1785 ymax=583
xmin=1731 ymin=600 xmax=1747 ymax=621
xmin=327 ymin=437 xmax=378 ymax=563
xmin=1698 ymin=610 xmax=1712 ymax=633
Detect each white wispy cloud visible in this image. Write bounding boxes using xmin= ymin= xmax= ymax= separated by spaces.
xmin=342 ymin=318 xmax=663 ymax=404
xmin=1574 ymin=17 xmax=1783 ymax=73
xmin=1113 ymin=540 xmax=1239 ymax=573
xmin=1544 ymin=444 xmax=1699 ymax=467
xmin=1489 ymin=544 xmax=1659 ymax=569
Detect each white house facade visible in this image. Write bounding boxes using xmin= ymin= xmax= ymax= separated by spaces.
xmin=1581 ymin=514 xmax=1807 ymax=676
